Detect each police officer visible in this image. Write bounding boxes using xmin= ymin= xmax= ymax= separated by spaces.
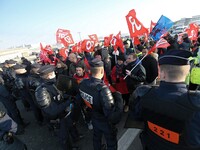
xmin=13 ymin=63 xmax=42 ymax=124
xmin=35 ymin=65 xmax=80 ymax=150
xmin=127 ymin=50 xmax=200 ymax=150
xmin=0 ymin=77 xmax=28 ymax=135
xmin=27 ymin=63 xmax=44 ymax=125
xmin=2 ymin=60 xmax=30 ymax=110
xmin=0 ymin=111 xmax=27 ymax=150
xmin=79 ymin=58 xmax=123 ymax=150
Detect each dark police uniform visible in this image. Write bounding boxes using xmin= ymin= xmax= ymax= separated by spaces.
xmin=0 ymin=111 xmax=27 ymax=150
xmin=127 ymin=50 xmax=200 ymax=150
xmin=0 ymin=83 xmax=26 ymax=132
xmin=13 ymin=64 xmax=43 ymax=124
xmin=27 ymin=63 xmax=44 ymax=124
xmin=79 ymin=58 xmax=123 ymax=150
xmin=35 ymin=65 xmax=80 ymax=150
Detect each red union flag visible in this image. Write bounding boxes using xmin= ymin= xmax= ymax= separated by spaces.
xmin=88 ymin=34 xmax=98 ymax=43
xmin=56 ymin=28 xmax=74 ymax=47
xmin=104 ymin=34 xmax=113 ymax=47
xmin=59 ymin=47 xmax=68 ymax=60
xmin=126 ymin=9 xmax=148 ymax=38
xmin=81 ymin=39 xmax=95 ymax=52
xmin=71 ymin=42 xmax=82 ymax=53
xmin=56 ymin=29 xmax=70 ymax=43
xmin=148 ymin=38 xmax=170 ymax=54
xmin=150 ymin=20 xmax=156 ymax=33
xmin=186 ymin=23 xmax=199 ymax=41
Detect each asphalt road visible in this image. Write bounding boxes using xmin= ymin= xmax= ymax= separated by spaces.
xmin=0 ymin=100 xmax=129 ymax=150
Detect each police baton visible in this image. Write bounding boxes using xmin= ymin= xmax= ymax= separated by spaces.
xmin=123 ymin=53 xmax=148 ymax=80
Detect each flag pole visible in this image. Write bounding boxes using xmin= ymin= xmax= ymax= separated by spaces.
xmin=123 ymin=53 xmax=147 ymax=80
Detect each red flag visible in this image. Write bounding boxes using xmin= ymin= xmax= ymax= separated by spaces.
xmin=56 ymin=29 xmax=70 ymax=43
xmin=104 ymin=34 xmax=113 ymax=47
xmin=44 ymin=45 xmax=53 ymax=55
xmin=88 ymin=34 xmax=99 ymax=43
xmin=186 ymin=23 xmax=199 ymax=41
xmin=132 ymin=37 xmax=140 ymax=45
xmin=56 ymin=28 xmax=74 ymax=47
xmin=126 ymin=9 xmax=148 ymax=38
xmin=39 ymin=43 xmax=51 ymax=64
xmin=150 ymin=20 xmax=156 ymax=33
xmin=71 ymin=42 xmax=82 ymax=53
xmin=59 ymin=48 xmax=68 ymax=60
xmin=115 ymin=31 xmax=125 ymax=53
xmin=81 ymin=39 xmax=95 ymax=52
xmin=148 ymin=38 xmax=170 ymax=54
xmin=104 ymin=37 xmax=110 ymax=47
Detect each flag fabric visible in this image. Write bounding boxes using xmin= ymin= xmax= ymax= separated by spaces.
xmin=56 ymin=28 xmax=74 ymax=47
xmin=115 ymin=31 xmax=125 ymax=53
xmin=88 ymin=34 xmax=99 ymax=43
xmin=149 ymin=15 xmax=174 ymax=41
xmin=148 ymin=38 xmax=170 ymax=54
xmin=186 ymin=23 xmax=199 ymax=41
xmin=150 ymin=20 xmax=156 ymax=33
xmin=39 ymin=43 xmax=52 ymax=64
xmin=132 ymin=37 xmax=141 ymax=45
xmin=104 ymin=36 xmax=110 ymax=47
xmin=81 ymin=39 xmax=95 ymax=52
xmin=56 ymin=29 xmax=70 ymax=43
xmin=59 ymin=48 xmax=68 ymax=60
xmin=71 ymin=42 xmax=82 ymax=53
xmin=126 ymin=9 xmax=148 ymax=38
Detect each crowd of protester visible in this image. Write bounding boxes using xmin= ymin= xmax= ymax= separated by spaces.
xmin=0 ymin=31 xmax=200 ymax=150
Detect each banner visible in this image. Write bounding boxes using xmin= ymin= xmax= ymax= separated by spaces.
xmin=81 ymin=39 xmax=95 ymax=52
xmin=88 ymin=34 xmax=99 ymax=43
xmin=149 ymin=15 xmax=173 ymax=41
xmin=56 ymin=28 xmax=74 ymax=47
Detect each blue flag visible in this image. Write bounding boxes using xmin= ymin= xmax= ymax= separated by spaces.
xmin=150 ymin=15 xmax=174 ymax=41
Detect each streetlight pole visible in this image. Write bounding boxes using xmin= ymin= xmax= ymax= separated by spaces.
xmin=78 ymin=32 xmax=82 ymax=41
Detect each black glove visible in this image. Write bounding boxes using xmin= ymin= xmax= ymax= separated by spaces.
xmin=3 ymin=132 xmax=14 ymax=144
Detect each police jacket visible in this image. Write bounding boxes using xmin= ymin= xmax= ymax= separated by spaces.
xmin=79 ymin=77 xmax=123 ymax=124
xmin=132 ymin=81 xmax=200 ymax=150
xmin=0 ymin=111 xmax=17 ymax=138
xmin=35 ymin=79 xmax=71 ymax=119
xmin=123 ymin=60 xmax=146 ymax=93
xmin=2 ymin=67 xmax=16 ymax=90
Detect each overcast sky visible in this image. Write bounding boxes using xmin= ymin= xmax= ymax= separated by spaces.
xmin=0 ymin=0 xmax=199 ymax=50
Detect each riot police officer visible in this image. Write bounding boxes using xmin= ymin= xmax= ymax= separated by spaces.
xmin=127 ymin=50 xmax=200 ymax=150
xmin=0 ymin=111 xmax=27 ymax=150
xmin=35 ymin=65 xmax=80 ymax=150
xmin=13 ymin=64 xmax=43 ymax=124
xmin=79 ymin=58 xmax=123 ymax=150
xmin=27 ymin=63 xmax=44 ymax=125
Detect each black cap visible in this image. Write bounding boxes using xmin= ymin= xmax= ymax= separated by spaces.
xmin=159 ymin=50 xmax=192 ymax=65
xmin=13 ymin=64 xmax=26 ymax=70
xmin=38 ymin=65 xmax=55 ymax=76
xmin=89 ymin=58 xmax=104 ymax=67
xmin=5 ymin=59 xmax=17 ymax=64
xmin=31 ymin=63 xmax=42 ymax=69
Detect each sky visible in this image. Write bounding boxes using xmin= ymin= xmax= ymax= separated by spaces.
xmin=0 ymin=0 xmax=199 ymax=50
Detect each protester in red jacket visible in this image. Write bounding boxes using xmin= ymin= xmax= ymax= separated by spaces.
xmin=111 ymin=55 xmax=129 ymax=112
